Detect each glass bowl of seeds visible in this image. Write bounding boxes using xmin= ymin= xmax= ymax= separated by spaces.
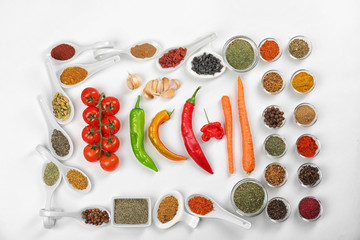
xmin=262 ymin=105 xmax=286 ymax=129
xmin=222 ymin=35 xmax=259 ymax=73
xmin=261 ymin=70 xmax=285 ymax=95
xmin=290 ymin=69 xmax=316 ymax=94
xmin=258 ymin=38 xmax=281 ymax=62
xmin=297 ymin=163 xmax=322 ymax=188
xmin=263 ymin=134 xmax=287 ymax=159
xmin=263 ymin=163 xmax=288 ymax=188
xmin=296 ymin=134 xmax=321 ymax=159
xmin=298 ymin=196 xmax=323 ymax=222
xmin=293 ymin=103 xmax=318 ymax=127
xmin=230 ymin=178 xmax=268 ymax=217
xmin=266 ymin=197 xmax=291 ymax=223
xmin=288 ymin=35 xmax=312 ymax=60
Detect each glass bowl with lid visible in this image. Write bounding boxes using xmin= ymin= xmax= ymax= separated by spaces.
xmin=259 ymin=38 xmax=281 ymax=62
xmin=288 ymin=35 xmax=312 ymax=60
xmin=266 ymin=197 xmax=291 ymax=223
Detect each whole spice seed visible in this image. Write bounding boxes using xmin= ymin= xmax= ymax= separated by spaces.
xmin=52 ymin=92 xmax=71 ymax=121
xmin=226 ymin=39 xmax=255 ymax=70
xmin=43 ymin=162 xmax=60 ymax=186
xmin=188 ymin=196 xmax=214 ymax=216
xmin=233 ymin=182 xmax=265 ymax=214
xmin=297 ymin=136 xmax=318 ymax=157
xmin=51 ymin=129 xmax=70 ymax=157
xmin=51 ymin=43 xmax=76 ymax=61
xmin=157 ymin=196 xmax=179 ymax=223
xmin=159 ymin=47 xmax=187 ymax=68
xmin=289 ymin=39 xmax=310 ymax=59
xmin=66 ymin=169 xmax=88 ymax=190
xmin=264 ymin=136 xmax=286 ymax=157
xmin=263 ymin=106 xmax=285 ymax=128
xmin=299 ymin=165 xmax=320 ymax=186
xmin=82 ymin=208 xmax=109 ymax=226
xmin=267 ymin=199 xmax=288 ymax=220
xmin=191 ymin=53 xmax=223 ymax=75
xmin=114 ymin=199 xmax=148 ymax=224
xmin=260 ymin=40 xmax=280 ymax=61
xmin=262 ymin=72 xmax=283 ymax=93
xmin=295 ymin=104 xmax=316 ymax=125
xmin=299 ymin=197 xmax=321 ymax=220
xmin=292 ymin=72 xmax=314 ymax=93
xmin=265 ymin=164 xmax=286 ymax=186
xmin=60 ymin=66 xmax=88 ymax=85
xmin=130 ymin=43 xmax=157 ymax=59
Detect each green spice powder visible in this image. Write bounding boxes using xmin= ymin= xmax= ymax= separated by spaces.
xmin=43 ymin=162 xmax=60 ymax=186
xmin=265 ymin=136 xmax=286 ymax=156
xmin=233 ymin=182 xmax=265 ymax=213
xmin=114 ymin=199 xmax=148 ymax=225
xmin=226 ymin=39 xmax=255 ymax=70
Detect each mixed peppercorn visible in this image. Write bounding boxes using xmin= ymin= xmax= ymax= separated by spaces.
xmin=82 ymin=208 xmax=109 ymax=226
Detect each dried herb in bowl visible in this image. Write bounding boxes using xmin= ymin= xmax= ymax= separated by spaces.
xmin=233 ymin=181 xmax=265 ymax=214
xmin=114 ymin=198 xmax=149 ymax=225
xmin=226 ymin=39 xmax=255 ymax=70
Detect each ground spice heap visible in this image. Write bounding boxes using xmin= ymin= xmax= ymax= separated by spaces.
xmin=289 ymin=38 xmax=310 ymax=59
xmin=66 ymin=169 xmax=88 ymax=190
xmin=262 ymin=72 xmax=283 ymax=93
xmin=159 ymin=47 xmax=187 ymax=68
xmin=265 ymin=135 xmax=286 ymax=157
xmin=263 ymin=106 xmax=285 ymax=128
xmin=260 ymin=40 xmax=280 ymax=61
xmin=226 ymin=39 xmax=255 ymax=70
xmin=82 ymin=208 xmax=109 ymax=226
xmin=130 ymin=43 xmax=157 ymax=59
xmin=51 ymin=129 xmax=70 ymax=157
xmin=43 ymin=162 xmax=60 ymax=186
xmin=60 ymin=66 xmax=88 ymax=85
xmin=191 ymin=53 xmax=223 ymax=75
xmin=295 ymin=104 xmax=316 ymax=125
xmin=52 ymin=92 xmax=71 ymax=121
xmin=114 ymin=199 xmax=148 ymax=224
xmin=267 ymin=199 xmax=288 ymax=220
xmin=299 ymin=165 xmax=320 ymax=186
xmin=265 ymin=164 xmax=287 ymax=186
xmin=51 ymin=43 xmax=76 ymax=61
xmin=292 ymin=72 xmax=314 ymax=93
xmin=157 ymin=196 xmax=179 ymax=223
xmin=188 ymin=196 xmax=214 ymax=215
xmin=299 ymin=197 xmax=321 ymax=220
xmin=297 ymin=135 xmax=318 ymax=157
xmin=233 ymin=182 xmax=265 ymax=214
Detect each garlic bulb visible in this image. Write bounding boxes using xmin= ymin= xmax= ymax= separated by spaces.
xmin=127 ymin=73 xmax=142 ymax=90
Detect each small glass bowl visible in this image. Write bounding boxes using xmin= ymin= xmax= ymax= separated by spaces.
xmin=297 ymin=163 xmax=322 ymax=188
xmin=290 ymin=69 xmax=316 ymax=94
xmin=296 ymin=134 xmax=321 ymax=159
xmin=261 ymin=70 xmax=285 ymax=95
xmin=287 ymin=35 xmax=312 ymax=60
xmin=298 ymin=196 xmax=323 ymax=222
xmin=262 ymin=105 xmax=286 ymax=129
xmin=266 ymin=197 xmax=291 ymax=223
xmin=222 ymin=35 xmax=259 ymax=72
xmin=293 ymin=103 xmax=318 ymax=127
xmin=263 ymin=134 xmax=287 ymax=159
xmin=230 ymin=178 xmax=268 ymax=217
xmin=258 ymin=38 xmax=281 ymax=62
xmin=263 ymin=162 xmax=288 ymax=188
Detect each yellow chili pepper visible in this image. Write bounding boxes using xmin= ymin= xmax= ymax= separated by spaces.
xmin=148 ymin=110 xmax=187 ymax=161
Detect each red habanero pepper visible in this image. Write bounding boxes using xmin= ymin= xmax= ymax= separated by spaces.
xmin=181 ymin=87 xmax=213 ymax=174
xmin=200 ymin=109 xmax=224 ymax=142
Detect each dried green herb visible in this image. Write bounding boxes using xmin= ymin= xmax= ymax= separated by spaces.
xmin=114 ymin=199 xmax=148 ymax=224
xmin=51 ymin=129 xmax=70 ymax=157
xmin=43 ymin=162 xmax=59 ymax=186
xmin=289 ymin=39 xmax=309 ymax=58
xmin=265 ymin=136 xmax=286 ymax=156
xmin=226 ymin=39 xmax=255 ymax=70
xmin=233 ymin=182 xmax=265 ymax=213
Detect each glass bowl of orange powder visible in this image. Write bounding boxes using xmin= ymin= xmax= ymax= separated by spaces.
xmin=259 ymin=38 xmax=281 ymax=62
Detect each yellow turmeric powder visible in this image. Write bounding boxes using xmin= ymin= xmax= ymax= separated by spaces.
xmin=292 ymin=72 xmax=314 ymax=93
xmin=60 ymin=66 xmax=88 ymax=85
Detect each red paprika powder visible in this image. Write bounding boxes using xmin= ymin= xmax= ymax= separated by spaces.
xmin=188 ymin=196 xmax=214 ymax=215
xmin=299 ymin=197 xmax=321 ymax=220
xmin=51 ymin=44 xmax=76 ymax=61
xmin=297 ymin=135 xmax=318 ymax=157
xmin=260 ymin=40 xmax=280 ymax=61
xmin=159 ymin=47 xmax=187 ymax=68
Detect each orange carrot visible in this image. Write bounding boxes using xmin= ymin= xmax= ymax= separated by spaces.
xmin=237 ymin=76 xmax=255 ymax=174
xmin=221 ymin=96 xmax=234 ymax=174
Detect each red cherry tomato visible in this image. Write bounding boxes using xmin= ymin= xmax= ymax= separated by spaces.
xmin=101 ymin=135 xmax=120 ymax=153
xmin=100 ymin=154 xmax=119 ymax=171
xmin=82 ymin=125 xmax=101 ymax=144
xmin=83 ymin=107 xmax=100 ymax=125
xmin=101 ymin=116 xmax=120 ymax=135
xmin=81 ymin=87 xmax=100 ymax=107
xmin=101 ymin=96 xmax=120 ymax=116
xmin=83 ymin=145 xmax=101 ymax=162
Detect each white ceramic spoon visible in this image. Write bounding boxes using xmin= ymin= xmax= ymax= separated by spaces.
xmin=49 ymin=41 xmax=114 ymax=63
xmin=45 ymin=58 xmax=75 ymax=125
xmin=153 ymin=191 xmax=199 ymax=229
xmin=36 ymin=145 xmax=92 ymax=194
xmin=39 ymin=206 xmax=111 ymax=228
xmin=38 ymin=95 xmax=74 ymax=161
xmin=155 ymin=33 xmax=217 ymax=72
xmin=56 ymin=55 xmax=120 ymax=89
xmin=185 ymin=194 xmax=251 ymax=229
xmin=94 ymin=40 xmax=162 ymax=61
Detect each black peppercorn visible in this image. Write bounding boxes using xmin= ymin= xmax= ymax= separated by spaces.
xmin=191 ymin=53 xmax=223 ymax=75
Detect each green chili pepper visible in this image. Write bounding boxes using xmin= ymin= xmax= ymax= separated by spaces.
xmin=130 ymin=96 xmax=158 ymax=172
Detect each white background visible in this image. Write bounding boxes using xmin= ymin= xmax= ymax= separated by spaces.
xmin=1 ymin=0 xmax=359 ymax=239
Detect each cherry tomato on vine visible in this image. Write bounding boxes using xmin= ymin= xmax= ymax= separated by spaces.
xmin=82 ymin=125 xmax=101 ymax=144
xmin=102 ymin=135 xmax=120 ymax=153
xmin=83 ymin=145 xmax=101 ymax=162
xmin=101 ymin=116 xmax=120 ymax=135
xmin=100 ymin=154 xmax=119 ymax=171
xmin=101 ymin=96 xmax=120 ymax=116
xmin=81 ymin=87 xmax=100 ymax=107
xmin=83 ymin=107 xmax=100 ymax=125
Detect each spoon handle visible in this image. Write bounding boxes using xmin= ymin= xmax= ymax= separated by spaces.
xmin=86 ymin=56 xmax=120 ymax=75
xmin=217 ymin=209 xmax=251 ymax=229
xmin=38 ymin=96 xmax=56 ymax=132
xmin=93 ymin=48 xmax=125 ymax=61
xmin=180 ymin=212 xmax=200 ymax=228
xmin=186 ymin=33 xmax=217 ymax=54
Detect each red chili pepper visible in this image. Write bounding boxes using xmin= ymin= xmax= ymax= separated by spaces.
xmin=200 ymin=109 xmax=224 ymax=142
xmin=181 ymin=87 xmax=213 ymax=174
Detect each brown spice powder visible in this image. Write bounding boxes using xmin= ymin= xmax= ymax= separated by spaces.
xmin=295 ymin=105 xmax=316 ymax=125
xmin=60 ymin=66 xmax=88 ymax=85
xmin=130 ymin=43 xmax=157 ymax=59
xmin=66 ymin=169 xmax=88 ymax=190
xmin=157 ymin=196 xmax=179 ymax=223
xmin=265 ymin=164 xmax=286 ymax=186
